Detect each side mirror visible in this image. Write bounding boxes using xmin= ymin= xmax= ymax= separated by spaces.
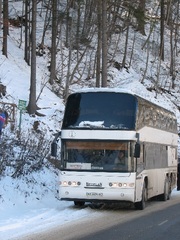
xmin=51 ymin=131 xmax=61 ymax=157
xmin=134 ymin=142 xmax=140 ymax=158
xmin=51 ymin=142 xmax=57 ymax=157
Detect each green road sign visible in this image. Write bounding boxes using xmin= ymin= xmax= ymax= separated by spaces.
xmin=18 ymin=99 xmax=27 ymax=110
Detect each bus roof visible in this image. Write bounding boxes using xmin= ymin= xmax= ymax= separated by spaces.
xmin=70 ymin=88 xmax=175 ymax=117
xmin=72 ymin=87 xmax=134 ymax=94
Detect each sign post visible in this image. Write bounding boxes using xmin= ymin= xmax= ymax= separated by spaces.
xmin=18 ymin=100 xmax=27 ymax=131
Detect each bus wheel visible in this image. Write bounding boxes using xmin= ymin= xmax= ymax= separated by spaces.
xmin=74 ymin=201 xmax=85 ymax=207
xmin=135 ymin=182 xmax=147 ymax=210
xmin=160 ymin=177 xmax=170 ymax=201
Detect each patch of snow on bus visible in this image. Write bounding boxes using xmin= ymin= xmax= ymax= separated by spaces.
xmin=72 ymin=87 xmax=135 ymax=94
xmin=79 ymin=121 xmax=105 ymax=128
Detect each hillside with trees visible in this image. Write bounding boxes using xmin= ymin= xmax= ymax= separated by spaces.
xmin=1 ymin=1 xmax=179 ymax=103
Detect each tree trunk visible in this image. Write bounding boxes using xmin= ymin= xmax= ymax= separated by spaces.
xmin=0 ymin=0 xmax=2 ymax=30
xmin=27 ymin=1 xmax=37 ymax=115
xmin=24 ymin=0 xmax=31 ymax=65
xmin=122 ymin=11 xmax=130 ymax=68
xmin=49 ymin=0 xmax=57 ymax=85
xmin=64 ymin=15 xmax=73 ymax=101
xmin=65 ymin=0 xmax=71 ymax=48
xmin=2 ymin=0 xmax=8 ymax=57
xmin=160 ymin=0 xmax=164 ymax=61
xmin=101 ymin=0 xmax=107 ymax=87
xmin=81 ymin=0 xmax=94 ymax=43
xmin=40 ymin=1 xmax=51 ymax=48
xmin=96 ymin=0 xmax=101 ymax=87
xmin=75 ymin=0 xmax=81 ymax=56
xmin=136 ymin=0 xmax=146 ymax=35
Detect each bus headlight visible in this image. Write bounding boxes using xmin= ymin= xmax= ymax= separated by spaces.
xmin=109 ymin=182 xmax=134 ymax=188
xmin=60 ymin=181 xmax=81 ymax=186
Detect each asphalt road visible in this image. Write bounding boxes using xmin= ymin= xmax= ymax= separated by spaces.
xmin=77 ymin=202 xmax=180 ymax=240
xmin=18 ymin=194 xmax=180 ymax=240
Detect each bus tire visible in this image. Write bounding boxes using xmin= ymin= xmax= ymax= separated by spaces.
xmin=135 ymin=182 xmax=147 ymax=210
xmin=160 ymin=177 xmax=170 ymax=201
xmin=74 ymin=201 xmax=85 ymax=207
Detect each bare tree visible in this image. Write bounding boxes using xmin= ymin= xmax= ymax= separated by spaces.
xmin=101 ymin=0 xmax=107 ymax=87
xmin=49 ymin=0 xmax=57 ymax=85
xmin=141 ymin=41 xmax=150 ymax=84
xmin=75 ymin=0 xmax=81 ymax=54
xmin=24 ymin=0 xmax=31 ymax=65
xmin=168 ymin=1 xmax=179 ymax=88
xmin=81 ymin=0 xmax=95 ymax=43
xmin=122 ymin=10 xmax=131 ymax=68
xmin=96 ymin=0 xmax=102 ymax=87
xmin=65 ymin=0 xmax=72 ymax=48
xmin=27 ymin=1 xmax=37 ymax=115
xmin=0 ymin=0 xmax=2 ymax=30
xmin=136 ymin=0 xmax=146 ymax=35
xmin=39 ymin=1 xmax=51 ymax=48
xmin=64 ymin=11 xmax=73 ymax=101
xmin=160 ymin=0 xmax=165 ymax=61
xmin=19 ymin=1 xmax=25 ymax=48
xmin=2 ymin=0 xmax=8 ymax=57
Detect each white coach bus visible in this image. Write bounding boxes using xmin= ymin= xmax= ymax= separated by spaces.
xmin=51 ymin=88 xmax=178 ymax=210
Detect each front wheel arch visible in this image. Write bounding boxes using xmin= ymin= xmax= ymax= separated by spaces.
xmin=135 ymin=180 xmax=148 ymax=210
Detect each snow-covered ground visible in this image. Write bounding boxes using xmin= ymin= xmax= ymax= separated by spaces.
xmin=0 ymin=168 xmax=97 ymax=240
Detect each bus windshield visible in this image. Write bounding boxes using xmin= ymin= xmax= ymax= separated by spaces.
xmin=61 ymin=141 xmax=135 ymax=172
xmin=62 ymin=92 xmax=137 ymax=130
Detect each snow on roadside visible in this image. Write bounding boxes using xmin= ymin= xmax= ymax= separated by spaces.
xmin=0 ymin=166 xmax=95 ymax=240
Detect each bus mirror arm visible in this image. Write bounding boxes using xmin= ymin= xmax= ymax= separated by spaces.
xmin=51 ymin=131 xmax=61 ymax=157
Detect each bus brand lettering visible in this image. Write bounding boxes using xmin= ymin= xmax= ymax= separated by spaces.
xmin=86 ymin=182 xmax=102 ymax=187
